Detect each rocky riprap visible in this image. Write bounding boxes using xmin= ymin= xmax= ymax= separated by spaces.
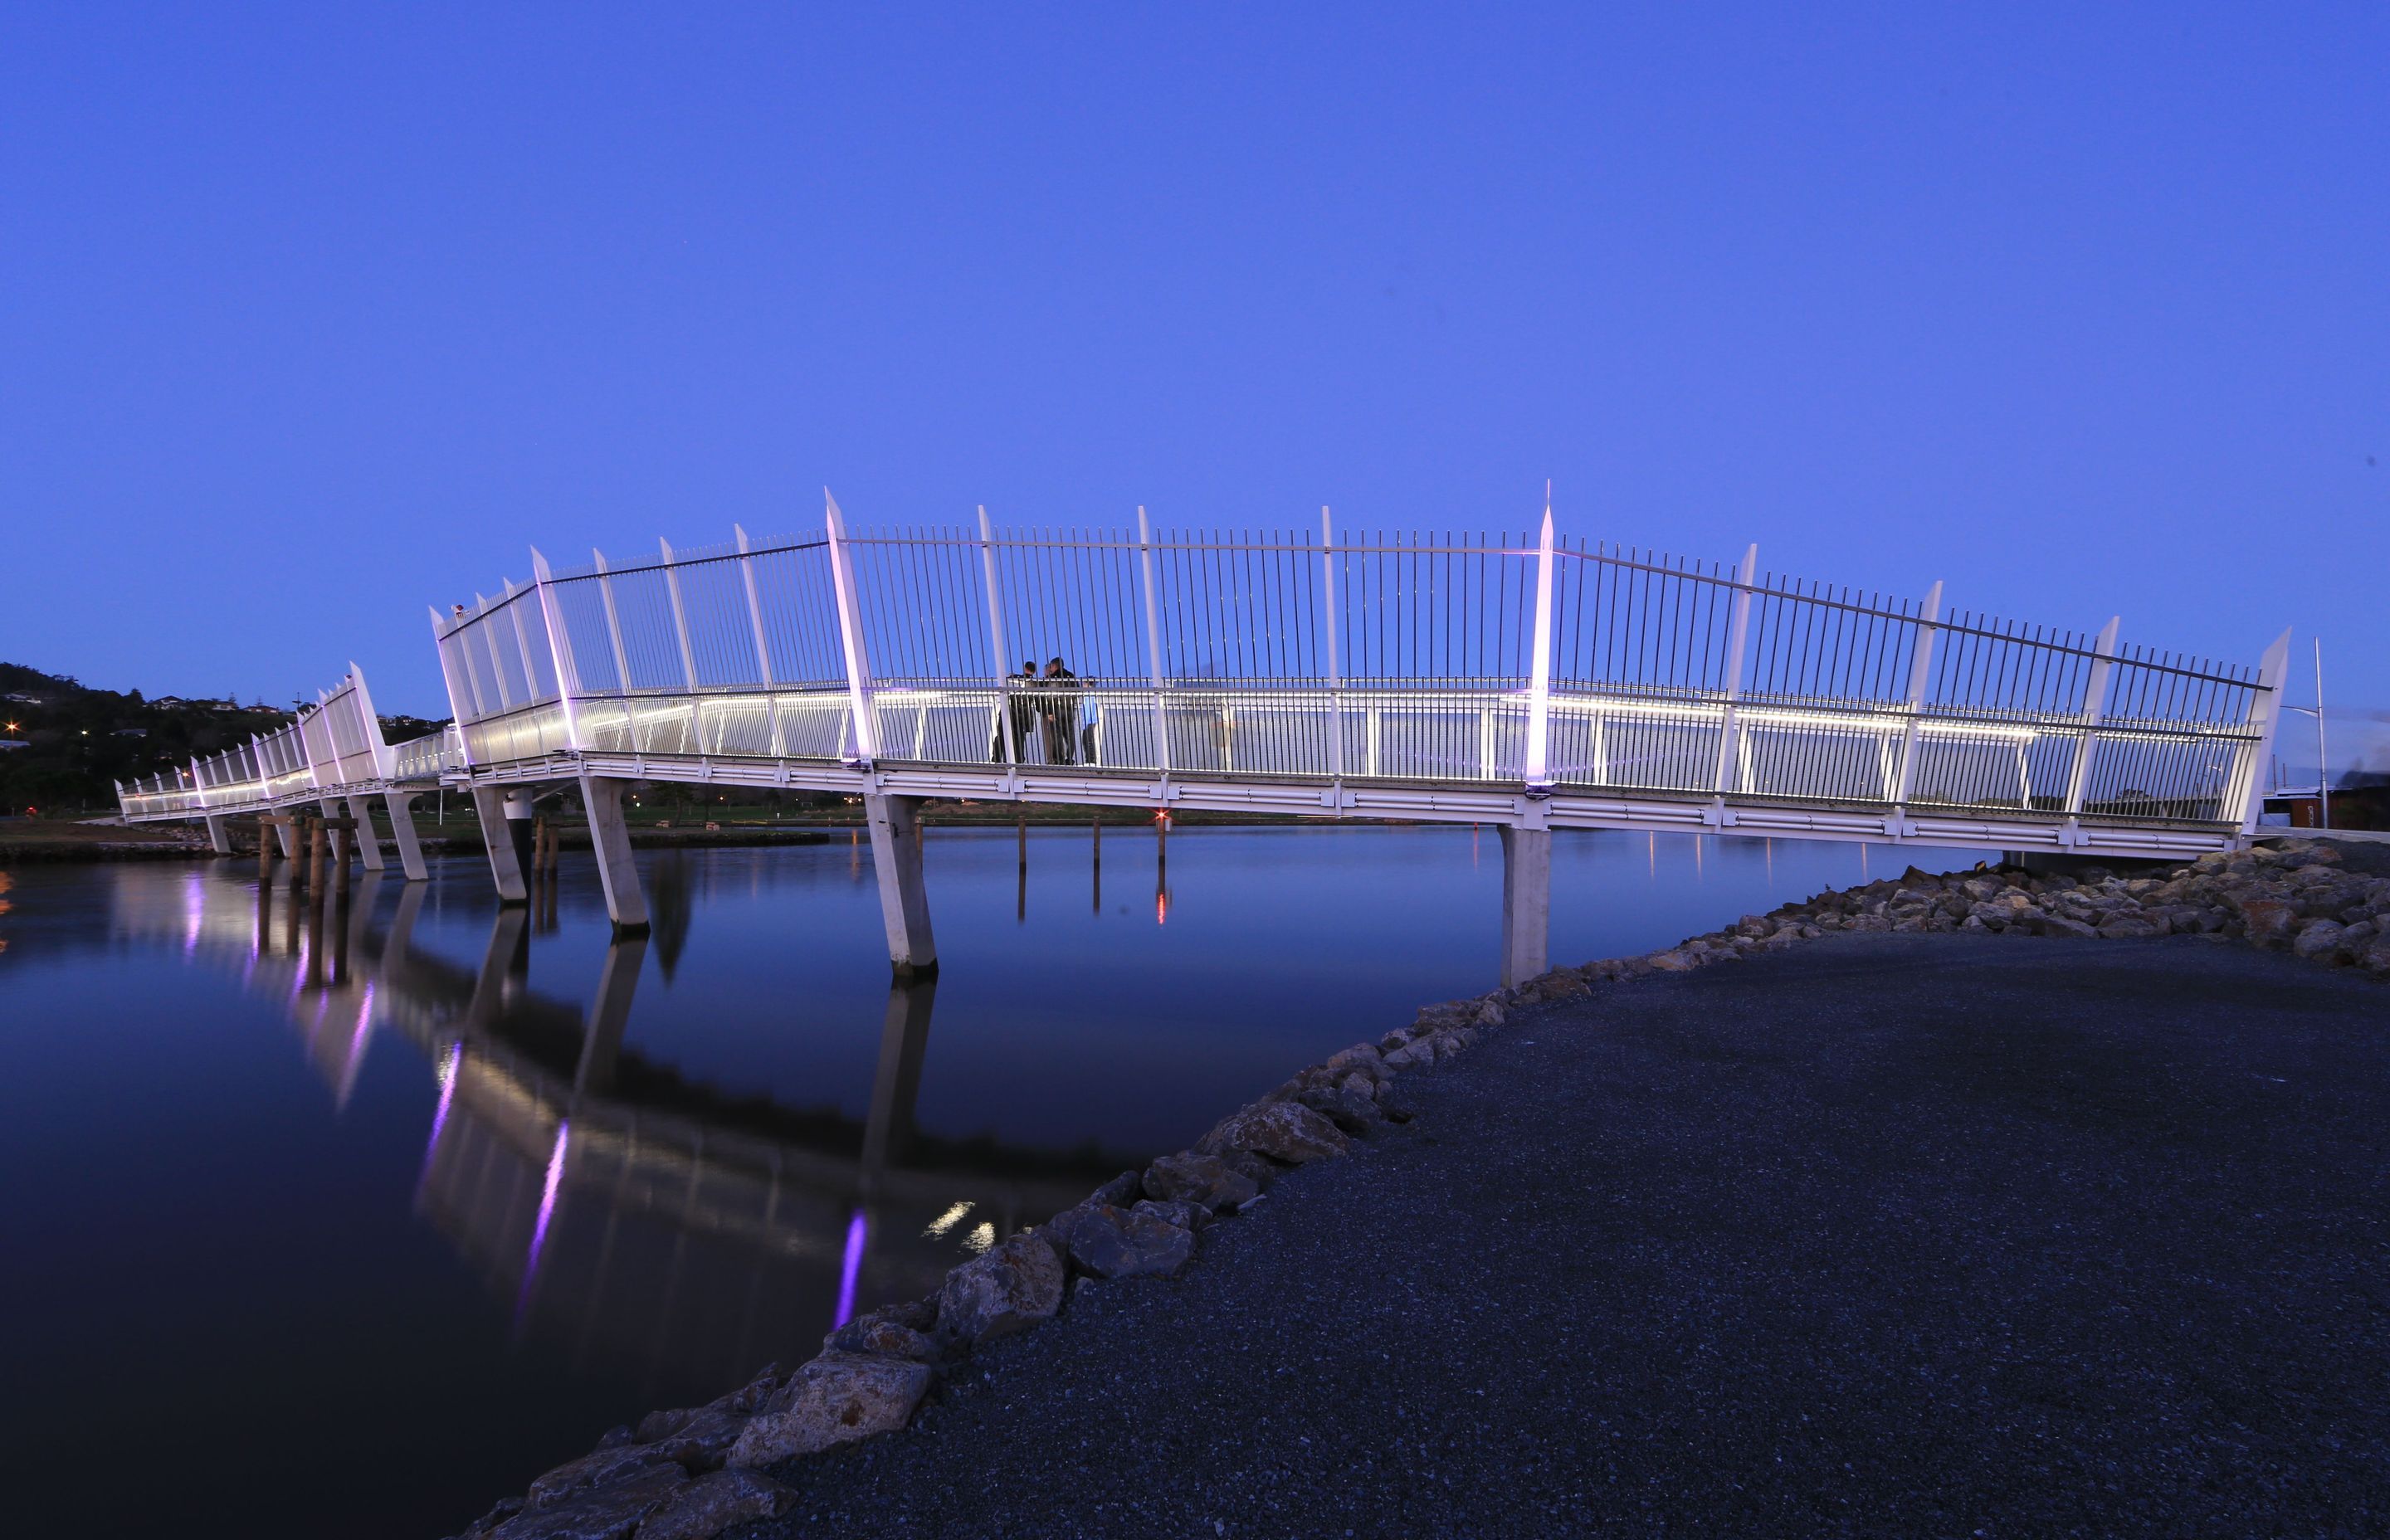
xmin=446 ymin=835 xmax=2384 ymax=1539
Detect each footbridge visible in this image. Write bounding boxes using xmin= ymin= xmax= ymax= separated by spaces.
xmin=121 ymin=499 xmax=2294 ymax=984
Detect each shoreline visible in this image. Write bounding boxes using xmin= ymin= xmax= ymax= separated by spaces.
xmin=443 ymin=834 xmax=2390 ymax=1540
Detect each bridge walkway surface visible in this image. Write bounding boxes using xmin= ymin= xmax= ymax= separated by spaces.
xmin=736 ymin=934 xmax=2390 ymax=1539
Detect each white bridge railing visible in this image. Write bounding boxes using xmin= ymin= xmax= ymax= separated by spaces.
xmin=120 ymin=502 xmax=2290 ymax=850
xmin=426 ymin=504 xmax=2285 ymax=836
xmin=116 ymin=668 xmax=462 ymax=821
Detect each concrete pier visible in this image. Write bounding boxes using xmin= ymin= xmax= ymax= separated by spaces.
xmin=1498 ymin=825 xmax=1551 ymax=989
xmin=204 ymin=814 xmax=232 ymax=855
xmin=383 ymin=792 xmax=429 ymax=881
xmin=578 ymin=775 xmax=650 ymax=933
xmin=275 ymin=818 xmax=300 ymax=860
xmin=866 ymin=793 xmax=939 ymax=977
xmin=471 ymin=787 xmax=531 ymax=904
xmin=345 ymin=794 xmax=387 ymax=871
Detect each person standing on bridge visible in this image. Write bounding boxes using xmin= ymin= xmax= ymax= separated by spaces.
xmin=1041 ymin=657 xmax=1081 ymax=765
xmin=993 ymin=660 xmax=1037 ymax=763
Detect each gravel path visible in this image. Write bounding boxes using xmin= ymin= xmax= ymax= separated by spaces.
xmin=743 ymin=934 xmax=2390 ymax=1538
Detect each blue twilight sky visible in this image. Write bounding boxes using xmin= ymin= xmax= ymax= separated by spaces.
xmin=2 ymin=7 xmax=2384 ymax=766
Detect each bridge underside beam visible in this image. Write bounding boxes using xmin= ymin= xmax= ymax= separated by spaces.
xmin=580 ymin=775 xmax=649 ymax=933
xmin=866 ymin=793 xmax=938 ymax=979
xmin=203 ymin=814 xmax=232 ymax=855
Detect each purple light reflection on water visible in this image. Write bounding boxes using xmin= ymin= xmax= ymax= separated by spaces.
xmin=514 ymin=1119 xmax=570 ymax=1325
xmin=833 ymin=1209 xmax=869 ymax=1328
xmin=181 ymin=872 xmax=203 ymax=956
xmin=418 ymin=1042 xmax=461 ymax=1182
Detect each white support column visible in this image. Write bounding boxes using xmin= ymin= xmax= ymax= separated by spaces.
xmin=346 ymin=793 xmax=387 ymax=871
xmin=2236 ymin=628 xmax=2295 ymax=838
xmin=276 ymin=817 xmax=300 ymax=860
xmin=734 ymin=524 xmax=782 ymax=754
xmin=2061 ymin=616 xmax=2121 ymax=821
xmin=529 ymin=548 xmax=582 ymax=751
xmin=1890 ymin=580 xmax=1944 ymax=811
xmin=348 ymin=662 xmax=398 ymax=782
xmin=825 ymin=491 xmax=880 ymax=763
xmin=1497 ymin=825 xmax=1551 ymax=988
xmin=431 ymin=608 xmax=478 ymax=768
xmin=865 ymin=793 xmax=937 ymax=977
xmin=1136 ymin=505 xmax=1170 ymax=775
xmin=471 ymin=785 xmax=531 ymax=903
xmin=660 ymin=538 xmax=702 ymax=692
xmin=1523 ymin=496 xmax=1557 ymax=787
xmin=977 ymin=506 xmax=1019 ymax=768
xmin=1710 ymin=543 xmax=1759 ymax=798
xmin=204 ymin=814 xmax=232 ymax=855
xmin=579 ymin=773 xmax=650 ymax=932
xmin=384 ymin=791 xmax=429 ymax=881
xmin=1321 ymin=505 xmax=1344 ymax=783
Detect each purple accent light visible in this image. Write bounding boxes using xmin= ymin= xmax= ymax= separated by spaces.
xmin=833 ymin=1209 xmax=870 ymax=1328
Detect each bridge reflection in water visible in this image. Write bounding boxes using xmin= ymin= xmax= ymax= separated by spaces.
xmin=158 ymin=869 xmax=1109 ymax=1392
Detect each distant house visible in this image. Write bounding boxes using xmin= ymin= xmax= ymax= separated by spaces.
xmin=113 ymin=727 xmax=149 ymax=738
xmin=150 ymin=695 xmax=187 ymax=709
xmin=244 ymin=703 xmax=284 ymax=714
xmin=0 ymin=739 xmax=28 ymax=753
xmin=2 ymin=692 xmax=46 ymax=705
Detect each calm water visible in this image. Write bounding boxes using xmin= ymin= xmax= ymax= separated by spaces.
xmin=0 ymin=825 xmax=1976 ymax=1538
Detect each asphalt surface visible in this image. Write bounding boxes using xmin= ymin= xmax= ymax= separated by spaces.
xmin=744 ymin=935 xmax=2390 ymax=1538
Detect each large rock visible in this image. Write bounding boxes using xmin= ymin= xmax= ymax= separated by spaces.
xmin=1132 ymin=1196 xmax=1212 ymax=1231
xmin=490 ymin=1464 xmax=686 ymax=1540
xmin=1323 ymin=1042 xmax=1390 ymax=1083
xmin=1142 ymin=1151 xmax=1258 ymax=1212
xmin=725 ymin=1352 xmax=932 ymax=1466
xmin=526 ymin=1444 xmax=694 ymax=1510
xmin=2238 ymin=897 xmax=2298 ymax=947
xmin=822 ymin=1308 xmax=937 ymax=1362
xmin=1048 ymin=1201 xmax=1197 ymax=1279
xmin=1198 ymin=1101 xmax=1352 ymax=1165
xmin=1293 ymin=1084 xmax=1383 ymax=1135
xmin=2037 ymin=914 xmax=2100 ymax=939
xmin=2292 ymin=919 xmax=2348 ymax=961
xmin=935 ymin=1231 xmax=1065 ymax=1345
xmin=636 ymin=1469 xmax=798 ymax=1540
xmin=2097 ymin=915 xmax=2163 ymax=939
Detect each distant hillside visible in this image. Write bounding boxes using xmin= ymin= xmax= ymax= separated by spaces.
xmin=0 ymin=663 xmax=444 ymax=817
